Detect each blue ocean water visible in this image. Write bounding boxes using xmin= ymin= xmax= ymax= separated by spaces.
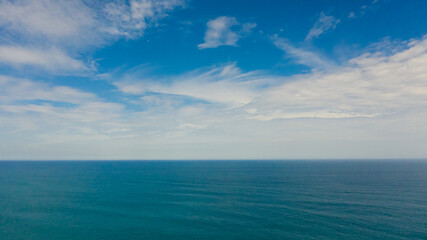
xmin=0 ymin=160 xmax=426 ymax=240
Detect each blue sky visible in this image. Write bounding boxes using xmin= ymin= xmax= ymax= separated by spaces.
xmin=1 ymin=0 xmax=427 ymax=160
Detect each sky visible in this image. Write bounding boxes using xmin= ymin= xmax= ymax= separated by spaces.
xmin=0 ymin=0 xmax=427 ymax=160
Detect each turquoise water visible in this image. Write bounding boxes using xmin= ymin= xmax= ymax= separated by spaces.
xmin=1 ymin=160 xmax=426 ymax=239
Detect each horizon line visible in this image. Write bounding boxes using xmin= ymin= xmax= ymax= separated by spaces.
xmin=1 ymin=158 xmax=426 ymax=162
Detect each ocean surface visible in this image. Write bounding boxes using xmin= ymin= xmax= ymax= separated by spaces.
xmin=0 ymin=160 xmax=426 ymax=240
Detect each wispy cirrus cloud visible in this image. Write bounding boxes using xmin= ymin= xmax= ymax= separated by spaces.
xmin=0 ymin=0 xmax=184 ymax=46
xmin=0 ymin=46 xmax=90 ymax=73
xmin=113 ymin=63 xmax=274 ymax=107
xmin=198 ymin=16 xmax=256 ymax=49
xmin=305 ymin=12 xmax=340 ymax=41
xmin=0 ymin=0 xmax=184 ymax=73
xmin=251 ymin=36 xmax=427 ymax=120
xmin=0 ymin=75 xmax=95 ymax=104
xmin=2 ymin=29 xmax=427 ymax=159
xmin=272 ymin=36 xmax=335 ymax=70
xmin=0 ymin=75 xmax=125 ymax=137
xmin=115 ymin=35 xmax=427 ymax=122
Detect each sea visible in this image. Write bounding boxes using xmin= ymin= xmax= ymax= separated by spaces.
xmin=0 ymin=160 xmax=426 ymax=240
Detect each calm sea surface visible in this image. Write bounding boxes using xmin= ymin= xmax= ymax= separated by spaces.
xmin=0 ymin=160 xmax=426 ymax=240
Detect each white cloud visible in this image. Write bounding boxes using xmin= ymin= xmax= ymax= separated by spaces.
xmin=113 ymin=81 xmax=146 ymax=95
xmin=178 ymin=123 xmax=206 ymax=129
xmin=0 ymin=0 xmax=96 ymax=40
xmin=0 ymin=75 xmax=126 ymax=141
xmin=0 ymin=75 xmax=127 ymax=138
xmin=0 ymin=75 xmax=95 ymax=104
xmin=3 ymin=36 xmax=427 ymax=159
xmin=0 ymin=46 xmax=89 ymax=72
xmin=0 ymin=102 xmax=123 ymax=123
xmin=116 ymin=36 xmax=427 ymax=122
xmin=198 ymin=16 xmax=256 ymax=49
xmin=0 ymin=0 xmax=184 ymax=72
xmin=0 ymin=0 xmax=184 ymax=45
xmin=114 ymin=63 xmax=274 ymax=107
xmin=273 ymin=36 xmax=335 ymax=70
xmin=305 ymin=12 xmax=340 ymax=41
xmin=104 ymin=0 xmax=185 ymax=39
xmin=251 ymin=36 xmax=427 ymax=120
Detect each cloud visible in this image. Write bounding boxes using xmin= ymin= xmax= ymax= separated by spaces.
xmin=0 ymin=75 xmax=96 ymax=104
xmin=104 ymin=0 xmax=185 ymax=39
xmin=0 ymin=46 xmax=89 ymax=72
xmin=0 ymin=0 xmax=184 ymax=45
xmin=0 ymin=102 xmax=123 ymax=123
xmin=0 ymin=75 xmax=125 ymax=138
xmin=198 ymin=16 xmax=256 ymax=49
xmin=0 ymin=0 xmax=184 ymax=72
xmin=0 ymin=0 xmax=96 ymax=41
xmin=0 ymin=75 xmax=125 ymax=129
xmin=305 ymin=12 xmax=340 ymax=41
xmin=2 ymin=36 xmax=427 ymax=159
xmin=116 ymin=35 xmax=427 ymax=122
xmin=251 ymin=36 xmax=427 ymax=120
xmin=272 ymin=36 xmax=335 ymax=70
xmin=114 ymin=63 xmax=274 ymax=107
xmin=0 ymin=75 xmax=128 ymax=162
